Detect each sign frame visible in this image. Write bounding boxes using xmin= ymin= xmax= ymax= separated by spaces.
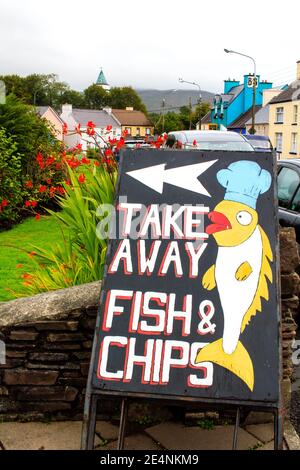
xmin=81 ymin=148 xmax=283 ymax=450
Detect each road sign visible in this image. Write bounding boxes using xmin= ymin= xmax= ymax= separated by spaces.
xmin=82 ymin=148 xmax=282 ymax=449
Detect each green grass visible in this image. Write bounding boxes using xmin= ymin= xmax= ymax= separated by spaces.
xmin=0 ymin=215 xmax=64 ymax=302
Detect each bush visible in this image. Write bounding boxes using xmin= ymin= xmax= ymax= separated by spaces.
xmin=0 ymin=128 xmax=24 ymax=228
xmin=17 ymin=162 xmax=117 ymax=296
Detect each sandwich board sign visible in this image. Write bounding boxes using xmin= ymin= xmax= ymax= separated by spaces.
xmin=82 ymin=148 xmax=282 ymax=449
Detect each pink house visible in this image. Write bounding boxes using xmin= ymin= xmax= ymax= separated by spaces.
xmin=37 ymin=106 xmax=65 ymax=141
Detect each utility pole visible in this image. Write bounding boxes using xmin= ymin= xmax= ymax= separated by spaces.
xmin=179 ymin=78 xmax=202 ymax=130
xmin=224 ymin=49 xmax=257 ymax=134
xmin=162 ymin=98 xmax=165 ymax=133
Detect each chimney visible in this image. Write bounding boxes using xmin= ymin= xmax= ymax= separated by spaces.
xmin=297 ymin=61 xmax=300 ymax=81
xmin=104 ymin=106 xmax=112 ymax=115
xmin=62 ymin=103 xmax=72 ymax=115
xmin=126 ymin=107 xmax=134 ymax=111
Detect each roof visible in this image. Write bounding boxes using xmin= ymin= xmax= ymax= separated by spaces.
xmin=245 ymin=105 xmax=270 ymax=126
xmin=220 ymin=85 xmax=244 ymax=104
xmin=112 ymin=109 xmax=152 ymax=126
xmin=228 ymin=105 xmax=261 ymax=129
xmin=269 ymin=81 xmax=300 ymax=104
xmin=36 ymin=106 xmax=64 ymax=124
xmin=96 ymin=69 xmax=109 ymax=86
xmin=167 ymin=130 xmax=248 ymax=144
xmin=71 ymin=109 xmax=120 ymax=128
xmin=201 ymin=111 xmax=212 ymax=124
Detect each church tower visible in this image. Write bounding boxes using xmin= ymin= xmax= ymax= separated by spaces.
xmin=96 ymin=68 xmax=110 ymax=91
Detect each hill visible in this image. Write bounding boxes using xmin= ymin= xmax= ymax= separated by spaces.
xmin=136 ymin=89 xmax=214 ymax=113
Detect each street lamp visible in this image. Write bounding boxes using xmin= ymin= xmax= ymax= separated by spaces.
xmin=224 ymin=49 xmax=257 ymax=134
xmin=179 ymin=78 xmax=202 ymax=129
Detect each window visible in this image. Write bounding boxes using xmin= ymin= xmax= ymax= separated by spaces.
xmin=146 ymin=127 xmax=151 ymax=135
xmin=293 ymin=105 xmax=298 ymax=124
xmin=291 ymin=133 xmax=298 ymax=154
xmin=291 ymin=186 xmax=300 ymax=212
xmin=125 ymin=127 xmax=131 ymax=134
xmin=275 ymin=133 xmax=283 ymax=156
xmin=277 ymin=167 xmax=300 ymax=208
xmin=275 ymin=107 xmax=284 ymax=123
xmin=136 ymin=127 xmax=140 ymax=136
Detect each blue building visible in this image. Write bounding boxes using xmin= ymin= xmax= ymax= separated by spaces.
xmin=204 ymin=74 xmax=273 ymax=133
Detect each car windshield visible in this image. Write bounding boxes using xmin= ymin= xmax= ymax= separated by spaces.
xmin=247 ymin=139 xmax=271 ymax=150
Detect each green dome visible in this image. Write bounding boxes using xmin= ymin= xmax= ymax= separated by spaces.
xmin=96 ymin=69 xmax=109 ymax=86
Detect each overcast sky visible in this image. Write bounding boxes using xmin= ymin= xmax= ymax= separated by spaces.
xmin=0 ymin=0 xmax=299 ymax=93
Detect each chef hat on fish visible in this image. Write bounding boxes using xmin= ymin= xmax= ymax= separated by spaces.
xmin=216 ymin=160 xmax=272 ymax=209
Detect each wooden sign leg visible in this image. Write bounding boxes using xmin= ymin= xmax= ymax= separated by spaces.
xmin=274 ymin=407 xmax=283 ymax=450
xmin=81 ymin=394 xmax=98 ymax=450
xmin=232 ymin=407 xmax=240 ymax=450
xmin=117 ymin=398 xmax=129 ymax=451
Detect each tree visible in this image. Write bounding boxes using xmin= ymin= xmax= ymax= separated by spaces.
xmin=58 ymin=89 xmax=86 ymax=108
xmin=109 ymin=87 xmax=147 ymax=113
xmin=0 ymin=94 xmax=60 ymax=175
xmin=84 ymin=84 xmax=109 ymax=109
xmin=192 ymin=102 xmax=211 ymax=127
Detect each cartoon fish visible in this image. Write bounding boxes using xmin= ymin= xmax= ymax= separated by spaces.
xmin=195 ymin=160 xmax=273 ymax=391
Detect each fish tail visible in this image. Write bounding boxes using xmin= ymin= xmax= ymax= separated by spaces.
xmin=195 ymin=339 xmax=254 ymax=391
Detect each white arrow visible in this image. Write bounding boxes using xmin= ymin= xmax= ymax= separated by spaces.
xmin=126 ymin=160 xmax=218 ymax=196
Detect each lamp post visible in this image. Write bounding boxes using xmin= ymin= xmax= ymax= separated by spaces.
xmin=224 ymin=49 xmax=257 ymax=134
xmin=179 ymin=78 xmax=202 ymax=129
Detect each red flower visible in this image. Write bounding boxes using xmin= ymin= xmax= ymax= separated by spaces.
xmin=36 ymin=152 xmax=43 ymax=163
xmin=94 ymin=161 xmax=100 ymax=167
xmin=106 ymin=125 xmax=113 ymax=132
xmin=46 ymin=178 xmax=52 ymax=185
xmin=65 ymin=179 xmax=71 ymax=186
xmin=39 ymin=185 xmax=47 ymax=193
xmin=177 ymin=140 xmax=183 ymax=149
xmin=25 ymin=200 xmax=31 ymax=207
xmin=104 ymin=148 xmax=113 ymax=157
xmin=57 ymin=186 xmax=65 ymax=195
xmin=46 ymin=156 xmax=55 ymax=166
xmin=29 ymin=251 xmax=37 ymax=258
xmin=78 ymin=173 xmax=86 ymax=184
xmin=122 ymin=129 xmax=129 ymax=137
xmin=62 ymin=123 xmax=68 ymax=135
xmin=31 ymin=201 xmax=38 ymax=208
xmin=75 ymin=142 xmax=83 ymax=150
xmin=116 ymin=137 xmax=125 ymax=150
xmin=81 ymin=157 xmax=91 ymax=165
xmin=16 ymin=264 xmax=23 ymax=269
xmin=55 ymin=163 xmax=62 ymax=170
xmin=1 ymin=199 xmax=8 ymax=207
xmin=35 ymin=214 xmax=41 ymax=221
xmin=86 ymin=121 xmax=96 ymax=136
xmin=21 ymin=273 xmax=32 ymax=279
xmin=193 ymin=139 xmax=197 ymax=146
xmin=75 ymin=124 xmax=82 ymax=135
xmin=25 ymin=181 xmax=33 ymax=189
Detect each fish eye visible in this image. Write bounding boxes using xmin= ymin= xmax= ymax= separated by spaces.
xmin=236 ymin=211 xmax=252 ymax=226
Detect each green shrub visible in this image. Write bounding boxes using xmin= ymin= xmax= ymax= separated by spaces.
xmin=0 ymin=128 xmax=24 ymax=228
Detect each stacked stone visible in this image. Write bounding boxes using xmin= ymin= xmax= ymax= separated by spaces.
xmin=0 ymin=283 xmax=100 ymax=421
xmin=280 ymin=227 xmax=299 ymax=413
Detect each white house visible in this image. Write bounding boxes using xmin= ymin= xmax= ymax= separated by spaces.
xmin=60 ymin=104 xmax=121 ymax=150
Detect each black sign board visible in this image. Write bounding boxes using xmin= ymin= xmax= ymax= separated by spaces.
xmin=82 ymin=149 xmax=282 ymax=449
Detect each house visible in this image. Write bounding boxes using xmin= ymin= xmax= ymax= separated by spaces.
xmin=37 ymin=106 xmax=64 ymax=141
xmin=96 ymin=68 xmax=110 ymax=91
xmin=202 ymin=74 xmax=273 ymax=133
xmin=245 ymin=88 xmax=283 ymax=136
xmin=106 ymin=107 xmax=154 ymax=137
xmin=268 ymin=61 xmax=300 ymax=159
xmin=60 ymin=104 xmax=121 ymax=150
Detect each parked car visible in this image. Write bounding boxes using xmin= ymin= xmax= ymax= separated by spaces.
xmin=277 ymin=159 xmax=300 ymax=243
xmin=244 ymin=134 xmax=273 ymax=152
xmin=164 ymin=130 xmax=254 ymax=152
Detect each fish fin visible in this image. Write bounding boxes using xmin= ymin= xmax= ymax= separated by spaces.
xmin=241 ymin=225 xmax=273 ymax=332
xmin=235 ymin=261 xmax=253 ymax=281
xmin=195 ymin=339 xmax=254 ymax=391
xmin=202 ymin=264 xmax=216 ymax=291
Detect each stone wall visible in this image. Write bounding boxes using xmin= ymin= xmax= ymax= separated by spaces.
xmin=0 ymin=228 xmax=299 ymax=422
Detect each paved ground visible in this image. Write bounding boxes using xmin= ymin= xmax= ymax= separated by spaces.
xmin=0 ymin=419 xmax=298 ymax=450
